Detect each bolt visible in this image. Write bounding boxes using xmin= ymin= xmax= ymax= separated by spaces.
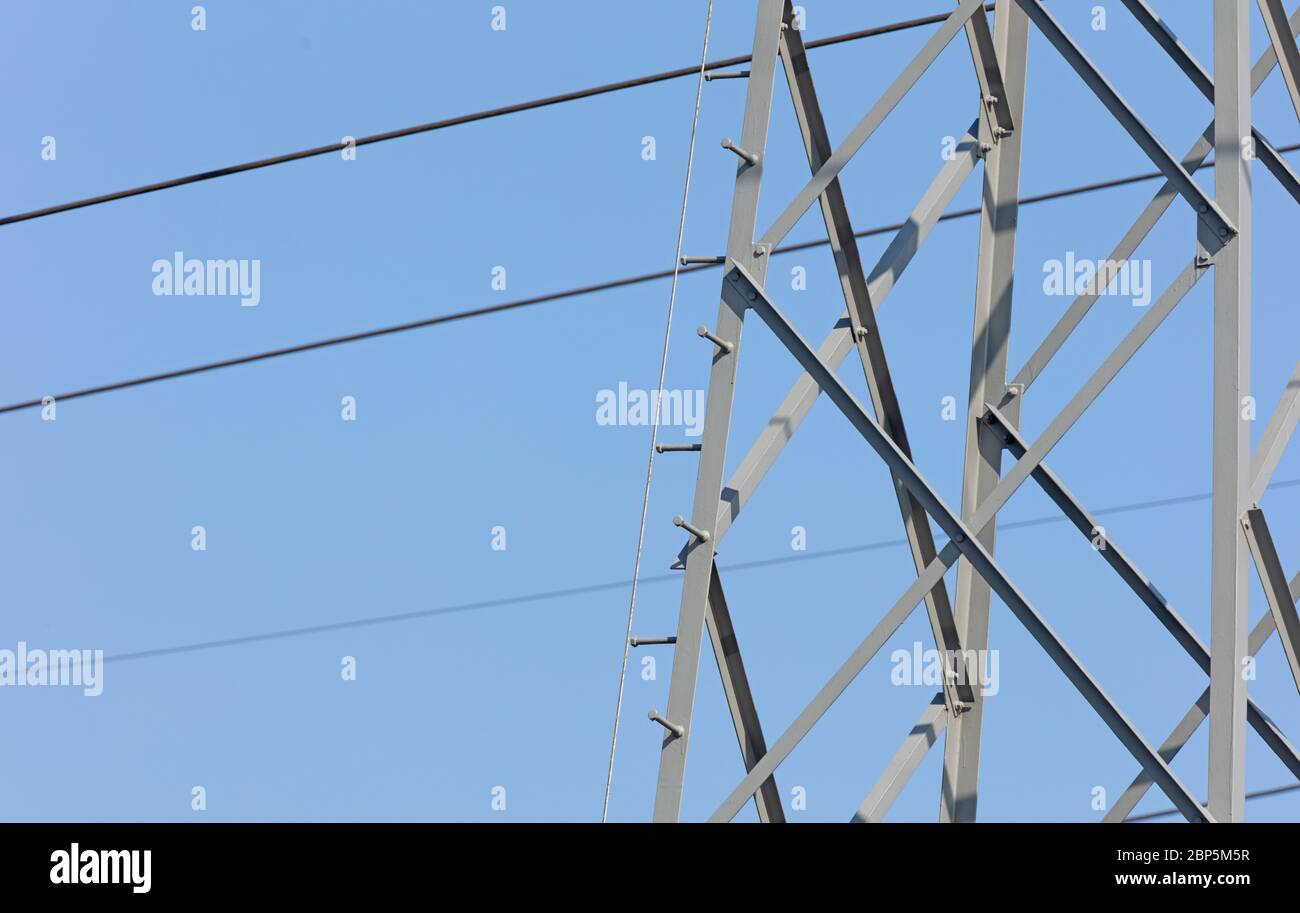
xmin=648 ymin=709 xmax=685 ymax=738
xmin=697 ymin=325 xmax=735 ymax=354
xmin=721 ymin=137 xmax=759 ymax=166
xmin=673 ymin=515 xmax=711 ymax=543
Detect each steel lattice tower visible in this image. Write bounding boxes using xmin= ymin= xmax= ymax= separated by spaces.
xmin=644 ymin=0 xmax=1300 ymax=823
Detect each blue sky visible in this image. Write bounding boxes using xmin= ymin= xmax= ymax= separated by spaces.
xmin=1 ymin=1 xmax=1298 ymax=822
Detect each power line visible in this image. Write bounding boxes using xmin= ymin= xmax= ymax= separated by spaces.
xmin=1125 ymin=783 xmax=1300 ymax=821
xmin=0 ymin=7 xmax=993 ymax=228
xmin=10 ymin=143 xmax=1298 ymax=417
xmin=100 ymin=478 xmax=1300 ymax=665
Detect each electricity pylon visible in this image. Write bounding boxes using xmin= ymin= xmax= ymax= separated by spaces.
xmin=643 ymin=0 xmax=1300 ymax=823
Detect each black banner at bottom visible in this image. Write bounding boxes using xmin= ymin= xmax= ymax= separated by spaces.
xmin=0 ymin=822 xmax=1286 ymax=897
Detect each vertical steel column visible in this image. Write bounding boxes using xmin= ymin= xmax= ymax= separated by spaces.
xmin=652 ymin=0 xmax=785 ymax=822
xmin=940 ymin=0 xmax=1030 ymax=823
xmin=1208 ymin=0 xmax=1252 ymax=823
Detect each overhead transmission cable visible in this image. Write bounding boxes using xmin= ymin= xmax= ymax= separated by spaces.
xmin=1125 ymin=783 xmax=1300 ymax=822
xmin=98 ymin=477 xmax=1300 ymax=665
xmin=0 ymin=8 xmax=992 ymax=228
xmin=8 ymin=143 xmax=1300 ymax=417
xmin=601 ymin=0 xmax=714 ymax=824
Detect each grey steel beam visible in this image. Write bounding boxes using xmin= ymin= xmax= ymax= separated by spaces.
xmin=852 ymin=694 xmax=948 ymax=823
xmin=705 ymin=566 xmax=784 ymax=823
xmin=1249 ymin=363 xmax=1300 ymax=503
xmin=926 ymin=260 xmax=1203 ymax=578
xmin=708 ymin=265 xmax=1210 ymax=823
xmin=1013 ymin=0 xmax=1235 ymax=243
xmin=1011 ymin=5 xmax=1300 ymax=396
xmin=779 ymin=8 xmax=972 ymax=710
xmin=1243 ymin=508 xmax=1300 ymax=697
xmin=758 ymin=0 xmax=987 ymax=249
xmin=1104 ymin=420 xmax=1300 ymax=821
xmin=985 ymin=407 xmax=1300 ymax=781
xmin=674 ymin=121 xmax=982 ymax=566
xmin=652 ymin=0 xmax=785 ymax=823
xmin=988 ymin=406 xmax=1210 ymax=663
xmin=942 ymin=0 xmax=1030 ymax=823
xmin=824 ymin=255 xmax=1200 ymax=638
xmin=1106 ymin=597 xmax=1300 ymax=822
xmin=1120 ymin=0 xmax=1300 ymax=206
xmin=703 ymin=190 xmax=1190 ymax=577
xmin=1208 ymin=0 xmax=1252 ymax=824
xmin=1011 ymin=160 xmax=1196 ymax=397
xmin=1258 ymin=0 xmax=1300 ymax=123
xmin=959 ymin=3 xmax=1015 ymax=137
xmin=705 ymin=537 xmax=961 ymax=823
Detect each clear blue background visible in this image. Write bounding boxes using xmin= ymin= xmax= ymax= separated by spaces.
xmin=1 ymin=0 xmax=1298 ymax=822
